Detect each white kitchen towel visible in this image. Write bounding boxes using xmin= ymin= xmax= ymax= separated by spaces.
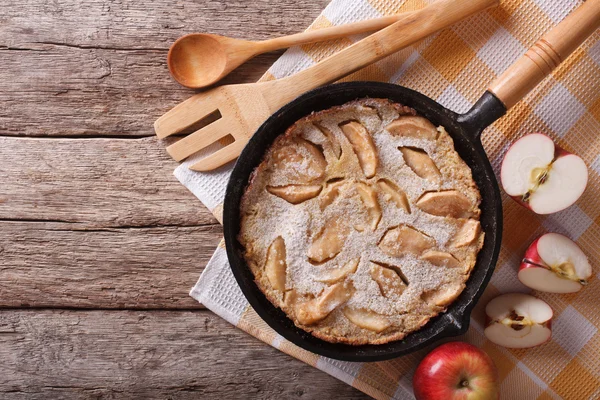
xmin=173 ymin=0 xmax=600 ymax=399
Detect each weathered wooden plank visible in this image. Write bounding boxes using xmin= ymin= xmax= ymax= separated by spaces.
xmin=0 ymin=309 xmax=368 ymax=399
xmin=0 ymin=221 xmax=223 ymax=309
xmin=0 ymin=136 xmax=216 ymax=227
xmin=1 ymin=0 xmax=331 ymax=49
xmin=0 ymin=0 xmax=329 ymax=137
xmin=0 ymin=0 xmax=371 ymax=396
xmin=0 ymin=48 xmax=281 ymax=138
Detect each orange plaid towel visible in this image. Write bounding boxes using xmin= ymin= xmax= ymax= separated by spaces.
xmin=181 ymin=0 xmax=600 ymax=398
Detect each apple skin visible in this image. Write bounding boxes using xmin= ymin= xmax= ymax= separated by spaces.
xmin=413 ymin=342 xmax=499 ymax=400
xmin=520 ymin=261 xmax=546 ymax=272
xmin=523 ymin=236 xmax=544 ymax=266
xmin=554 ymin=146 xmax=572 ymax=159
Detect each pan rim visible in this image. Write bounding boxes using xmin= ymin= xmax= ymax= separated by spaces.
xmin=223 ymin=81 xmax=502 ymax=362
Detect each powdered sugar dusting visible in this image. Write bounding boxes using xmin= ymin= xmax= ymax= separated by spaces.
xmin=239 ymin=99 xmax=484 ymax=344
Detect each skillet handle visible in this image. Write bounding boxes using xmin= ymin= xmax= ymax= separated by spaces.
xmin=488 ymin=0 xmax=600 ymax=109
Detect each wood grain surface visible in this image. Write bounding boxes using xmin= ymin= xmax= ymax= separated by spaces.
xmin=0 ymin=310 xmax=364 ymax=399
xmin=0 ymin=0 xmax=369 ymax=397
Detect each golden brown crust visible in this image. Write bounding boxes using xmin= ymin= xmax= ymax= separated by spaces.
xmin=239 ymin=98 xmax=484 ymax=345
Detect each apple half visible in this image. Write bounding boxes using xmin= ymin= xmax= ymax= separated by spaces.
xmin=519 ymin=233 xmax=591 ymax=293
xmin=484 ymin=293 xmax=552 ymax=349
xmin=500 ymin=133 xmax=588 ymax=214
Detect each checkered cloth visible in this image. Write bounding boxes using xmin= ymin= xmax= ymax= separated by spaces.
xmin=175 ymin=0 xmax=600 ymax=398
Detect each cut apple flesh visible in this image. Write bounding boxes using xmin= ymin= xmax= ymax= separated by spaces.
xmin=484 ymin=322 xmax=551 ymax=348
xmin=421 ymin=250 xmax=459 ymax=268
xmin=370 ymin=262 xmax=408 ymax=297
xmin=528 ymin=261 xmax=583 ymax=284
xmin=518 ymin=263 xmax=583 ymax=293
xmin=356 ymin=182 xmax=382 ymax=231
xmin=357 ymin=105 xmax=382 ymax=122
xmin=267 ymin=184 xmax=322 ymax=204
xmin=283 ymin=289 xmax=298 ymax=307
xmin=484 ymin=293 xmax=552 ymax=348
xmin=343 ymin=307 xmax=391 ymax=332
xmin=486 ymin=293 xmax=553 ymax=323
xmin=385 ymin=116 xmax=438 ymax=140
xmin=308 ymin=218 xmax=349 ymax=263
xmin=265 ymin=237 xmax=287 ymax=291
xmin=377 ymin=179 xmax=410 ymax=213
xmin=536 ymin=233 xmax=591 ymax=280
xmin=319 ymin=180 xmax=345 ymax=210
xmin=271 ymin=137 xmax=327 ymax=183
xmin=452 ymin=219 xmax=481 ymax=248
xmin=527 ymin=155 xmax=588 ymax=214
xmin=378 ymin=225 xmax=435 ymax=257
xmin=400 ymin=147 xmax=441 ymax=182
xmin=340 ymin=121 xmax=378 ymax=178
xmin=501 ymin=134 xmax=555 ymax=196
xmin=519 ymin=232 xmax=591 ymax=293
xmin=314 ymin=258 xmax=359 ymax=284
xmin=315 ymin=123 xmax=342 ymax=159
xmin=295 ymin=282 xmax=353 ymax=325
xmin=416 ymin=190 xmax=472 ymax=218
xmin=500 ymin=133 xmax=588 ymax=214
xmin=420 ymin=281 xmax=463 ymax=307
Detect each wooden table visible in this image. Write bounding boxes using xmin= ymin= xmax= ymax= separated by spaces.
xmin=0 ymin=1 xmax=369 ymax=398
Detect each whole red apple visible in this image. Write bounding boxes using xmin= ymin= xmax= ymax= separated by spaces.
xmin=413 ymin=342 xmax=499 ymax=400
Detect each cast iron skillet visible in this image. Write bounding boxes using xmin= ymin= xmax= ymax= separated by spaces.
xmin=222 ymin=2 xmax=598 ymax=362
xmin=224 ymin=83 xmax=504 ymax=362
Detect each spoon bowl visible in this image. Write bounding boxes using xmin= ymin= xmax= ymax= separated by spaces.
xmin=167 ymin=14 xmax=414 ymax=89
xmin=168 ymin=33 xmax=241 ymax=89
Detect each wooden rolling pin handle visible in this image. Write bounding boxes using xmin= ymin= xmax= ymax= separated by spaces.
xmin=488 ymin=0 xmax=600 ymax=109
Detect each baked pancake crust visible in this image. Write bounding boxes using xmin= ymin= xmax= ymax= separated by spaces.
xmin=239 ymin=98 xmax=484 ymax=345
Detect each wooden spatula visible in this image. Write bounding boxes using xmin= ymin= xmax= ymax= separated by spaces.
xmin=155 ymin=0 xmax=498 ymax=172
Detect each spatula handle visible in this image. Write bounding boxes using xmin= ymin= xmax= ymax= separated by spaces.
xmin=488 ymin=0 xmax=600 ymax=109
xmin=256 ymin=14 xmax=415 ymax=53
xmin=260 ymin=0 xmax=499 ymax=110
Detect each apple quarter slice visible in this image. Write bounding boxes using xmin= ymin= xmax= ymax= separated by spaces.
xmin=484 ymin=293 xmax=552 ymax=349
xmin=519 ymin=233 xmax=591 ymax=293
xmin=343 ymin=307 xmax=391 ymax=333
xmin=314 ymin=258 xmax=359 ymax=284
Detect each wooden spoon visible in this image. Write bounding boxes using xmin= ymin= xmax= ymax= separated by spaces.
xmin=156 ymin=0 xmax=499 ymax=171
xmin=167 ymin=14 xmax=414 ymax=89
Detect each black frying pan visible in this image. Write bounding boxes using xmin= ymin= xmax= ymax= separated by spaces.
xmin=222 ymin=1 xmax=599 ymax=362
